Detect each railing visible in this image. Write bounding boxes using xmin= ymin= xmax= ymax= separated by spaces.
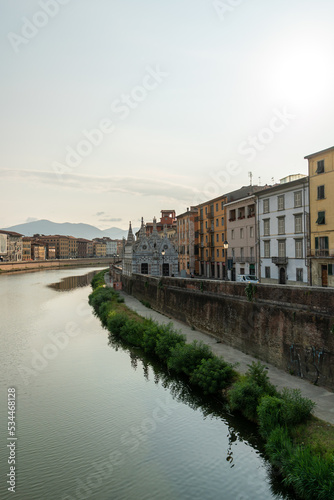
xmin=308 ymin=250 xmax=334 ymax=257
xmin=272 ymin=256 xmax=288 ymax=265
xmin=207 ymin=211 xmax=214 ymax=219
xmin=234 ymin=256 xmax=256 ymax=263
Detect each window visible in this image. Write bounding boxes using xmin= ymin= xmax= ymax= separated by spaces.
xmin=205 ymin=207 xmax=207 ymax=215
xmin=216 ymin=248 xmax=219 ymax=258
xmin=216 ymin=218 xmax=219 ymax=227
xmin=221 ymin=233 xmax=225 ymax=241
xmin=317 ymin=185 xmax=325 ymax=199
xmin=216 ymin=203 xmax=218 ymax=211
xmin=221 ymin=201 xmax=224 ymax=210
xmin=231 ymin=230 xmax=235 ymax=240
xmin=294 ymin=191 xmax=302 ymax=208
xmin=206 ymin=249 xmax=208 ymax=257
xmin=250 ymin=247 xmax=254 ymax=259
xmin=240 ymin=228 xmax=244 ymax=239
xmin=296 ymin=268 xmax=303 ymax=282
xmin=315 ymin=236 xmax=329 ymax=256
xmin=264 ymin=240 xmax=270 ymax=258
xmin=316 ymin=159 xmax=324 ymax=174
xmin=263 ymin=198 xmax=269 ymax=213
xmin=250 ymin=226 xmax=254 ymax=238
xmin=278 ymin=216 xmax=285 ymax=235
xmin=278 ymin=240 xmax=286 ymax=258
xmin=221 ymin=217 xmax=224 ymax=226
xmin=294 ymin=214 xmax=302 ymax=234
xmin=278 ymin=195 xmax=285 ymax=211
xmin=295 ymin=239 xmax=303 ymax=259
xmin=141 ymin=263 xmax=148 ymax=274
xmin=205 ymin=221 xmax=208 ymax=229
xmin=265 ymin=266 xmax=271 ymax=278
xmin=263 ymin=219 xmax=270 ymax=236
xmin=216 ymin=233 xmax=219 ymax=242
xmin=328 ymin=264 xmax=333 ymax=276
xmin=316 ymin=211 xmax=325 ymax=225
xmin=240 ymin=248 xmax=244 ymax=259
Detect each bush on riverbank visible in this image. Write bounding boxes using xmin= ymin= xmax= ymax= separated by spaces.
xmin=88 ymin=270 xmax=334 ymax=500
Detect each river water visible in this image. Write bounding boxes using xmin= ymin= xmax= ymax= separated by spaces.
xmin=0 ymin=267 xmax=297 ymax=500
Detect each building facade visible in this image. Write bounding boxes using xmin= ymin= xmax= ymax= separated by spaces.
xmin=177 ymin=206 xmax=198 ymax=277
xmin=305 ymin=146 xmax=334 ymax=287
xmin=123 ymin=218 xmax=178 ymax=277
xmin=257 ymin=175 xmax=309 ymax=285
xmin=225 ymin=195 xmax=258 ymax=280
xmin=0 ymin=230 xmax=23 ymax=261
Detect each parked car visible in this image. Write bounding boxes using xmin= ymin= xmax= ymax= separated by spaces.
xmin=236 ymin=274 xmax=259 ymax=284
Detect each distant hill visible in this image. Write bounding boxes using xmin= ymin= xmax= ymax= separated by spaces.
xmin=2 ymin=219 xmax=136 ymax=240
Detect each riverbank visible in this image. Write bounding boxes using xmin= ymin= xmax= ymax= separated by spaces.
xmin=0 ymin=257 xmax=114 ymax=274
xmin=89 ymin=270 xmax=334 ymax=500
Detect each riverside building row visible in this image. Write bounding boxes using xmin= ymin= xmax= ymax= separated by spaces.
xmin=0 ymin=233 xmax=123 ymax=262
xmin=174 ymin=146 xmax=333 ymax=288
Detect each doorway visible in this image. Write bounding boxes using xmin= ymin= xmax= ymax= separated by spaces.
xmin=279 ymin=267 xmax=286 ymax=284
xmin=321 ymin=265 xmax=328 ymax=287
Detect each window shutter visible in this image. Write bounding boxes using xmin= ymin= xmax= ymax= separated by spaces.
xmin=315 ymin=237 xmax=318 ymax=249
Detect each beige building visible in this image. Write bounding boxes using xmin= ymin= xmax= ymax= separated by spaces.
xmin=305 ymin=146 xmax=334 ymax=287
xmin=177 ymin=207 xmax=198 ymax=277
xmin=225 ymin=195 xmax=258 ymax=280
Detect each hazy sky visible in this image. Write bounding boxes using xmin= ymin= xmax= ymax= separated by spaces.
xmin=1 ymin=0 xmax=334 ymax=230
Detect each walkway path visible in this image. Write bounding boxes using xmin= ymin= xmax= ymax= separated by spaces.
xmin=120 ymin=291 xmax=334 ymax=425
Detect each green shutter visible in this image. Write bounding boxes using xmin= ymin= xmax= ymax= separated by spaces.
xmin=328 ymin=264 xmax=333 ymax=276
xmin=325 ymin=236 xmax=329 ymax=249
xmin=315 ymin=237 xmax=319 ymax=249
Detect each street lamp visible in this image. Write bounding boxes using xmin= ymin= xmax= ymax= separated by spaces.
xmin=223 ymin=241 xmax=229 ymax=280
xmin=161 ymin=249 xmax=165 ymax=276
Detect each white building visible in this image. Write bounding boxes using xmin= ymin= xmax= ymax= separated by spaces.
xmin=257 ymin=175 xmax=309 ymax=285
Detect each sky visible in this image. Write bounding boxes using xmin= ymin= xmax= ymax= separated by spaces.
xmin=1 ymin=0 xmax=334 ymax=231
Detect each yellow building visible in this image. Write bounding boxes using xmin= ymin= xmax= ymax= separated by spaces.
xmin=305 ymin=146 xmax=334 ymax=287
xmin=177 ymin=207 xmax=198 ymax=277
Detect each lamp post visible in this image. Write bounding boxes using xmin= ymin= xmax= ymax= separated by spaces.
xmin=223 ymin=240 xmax=229 ymax=280
xmin=161 ymin=249 xmax=165 ymax=276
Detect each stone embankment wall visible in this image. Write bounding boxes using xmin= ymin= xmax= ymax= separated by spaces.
xmin=0 ymin=258 xmax=112 ymax=273
xmin=122 ymin=274 xmax=334 ymax=391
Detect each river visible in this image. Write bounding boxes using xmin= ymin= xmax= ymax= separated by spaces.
xmin=0 ymin=267 xmax=297 ymax=500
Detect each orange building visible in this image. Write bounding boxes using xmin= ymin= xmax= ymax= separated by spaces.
xmin=177 ymin=207 xmax=198 ymax=277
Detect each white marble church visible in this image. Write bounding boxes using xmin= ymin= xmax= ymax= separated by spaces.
xmin=122 ymin=217 xmax=179 ymax=277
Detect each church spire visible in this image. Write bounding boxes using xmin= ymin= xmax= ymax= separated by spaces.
xmin=126 ymin=221 xmax=134 ymax=245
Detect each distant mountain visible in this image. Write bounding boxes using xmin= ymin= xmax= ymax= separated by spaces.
xmin=2 ymin=219 xmax=136 ymax=240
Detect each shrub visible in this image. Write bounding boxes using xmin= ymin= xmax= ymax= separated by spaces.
xmin=257 ymin=396 xmax=285 ymax=438
xmin=247 ymin=361 xmax=277 ymax=396
xmin=119 ymin=319 xmax=145 ymax=347
xmin=107 ymin=312 xmax=130 ymax=337
xmin=280 ymin=388 xmax=316 ymax=426
xmin=167 ymin=341 xmax=214 ymax=376
xmin=141 ymin=321 xmax=162 ymax=355
xmin=228 ymin=377 xmax=266 ymax=421
xmin=98 ymin=301 xmax=113 ymax=327
xmin=154 ymin=324 xmax=186 ymax=362
xmin=88 ymin=287 xmax=116 ymax=314
xmin=190 ymin=357 xmax=236 ymax=394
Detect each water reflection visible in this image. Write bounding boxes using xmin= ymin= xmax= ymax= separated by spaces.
xmin=48 ymin=270 xmax=100 ymax=291
xmin=108 ymin=334 xmax=297 ymax=500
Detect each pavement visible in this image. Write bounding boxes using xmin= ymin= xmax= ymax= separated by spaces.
xmin=120 ymin=291 xmax=334 ymax=426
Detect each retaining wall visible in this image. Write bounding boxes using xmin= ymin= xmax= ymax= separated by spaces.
xmin=122 ymin=274 xmax=334 ymax=391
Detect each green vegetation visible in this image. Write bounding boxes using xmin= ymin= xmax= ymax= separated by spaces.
xmin=245 ymin=283 xmax=257 ymax=302
xmin=140 ymin=299 xmax=152 ymax=309
xmin=88 ymin=270 xmax=334 ymax=500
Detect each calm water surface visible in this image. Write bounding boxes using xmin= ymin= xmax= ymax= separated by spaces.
xmin=0 ymin=268 xmax=297 ymax=500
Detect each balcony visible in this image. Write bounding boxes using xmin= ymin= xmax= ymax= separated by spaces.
xmin=235 ymin=256 xmax=256 ymax=263
xmin=207 ymin=211 xmax=214 ymax=219
xmin=272 ymin=256 xmax=288 ymax=265
xmin=308 ymin=249 xmax=334 ymax=258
